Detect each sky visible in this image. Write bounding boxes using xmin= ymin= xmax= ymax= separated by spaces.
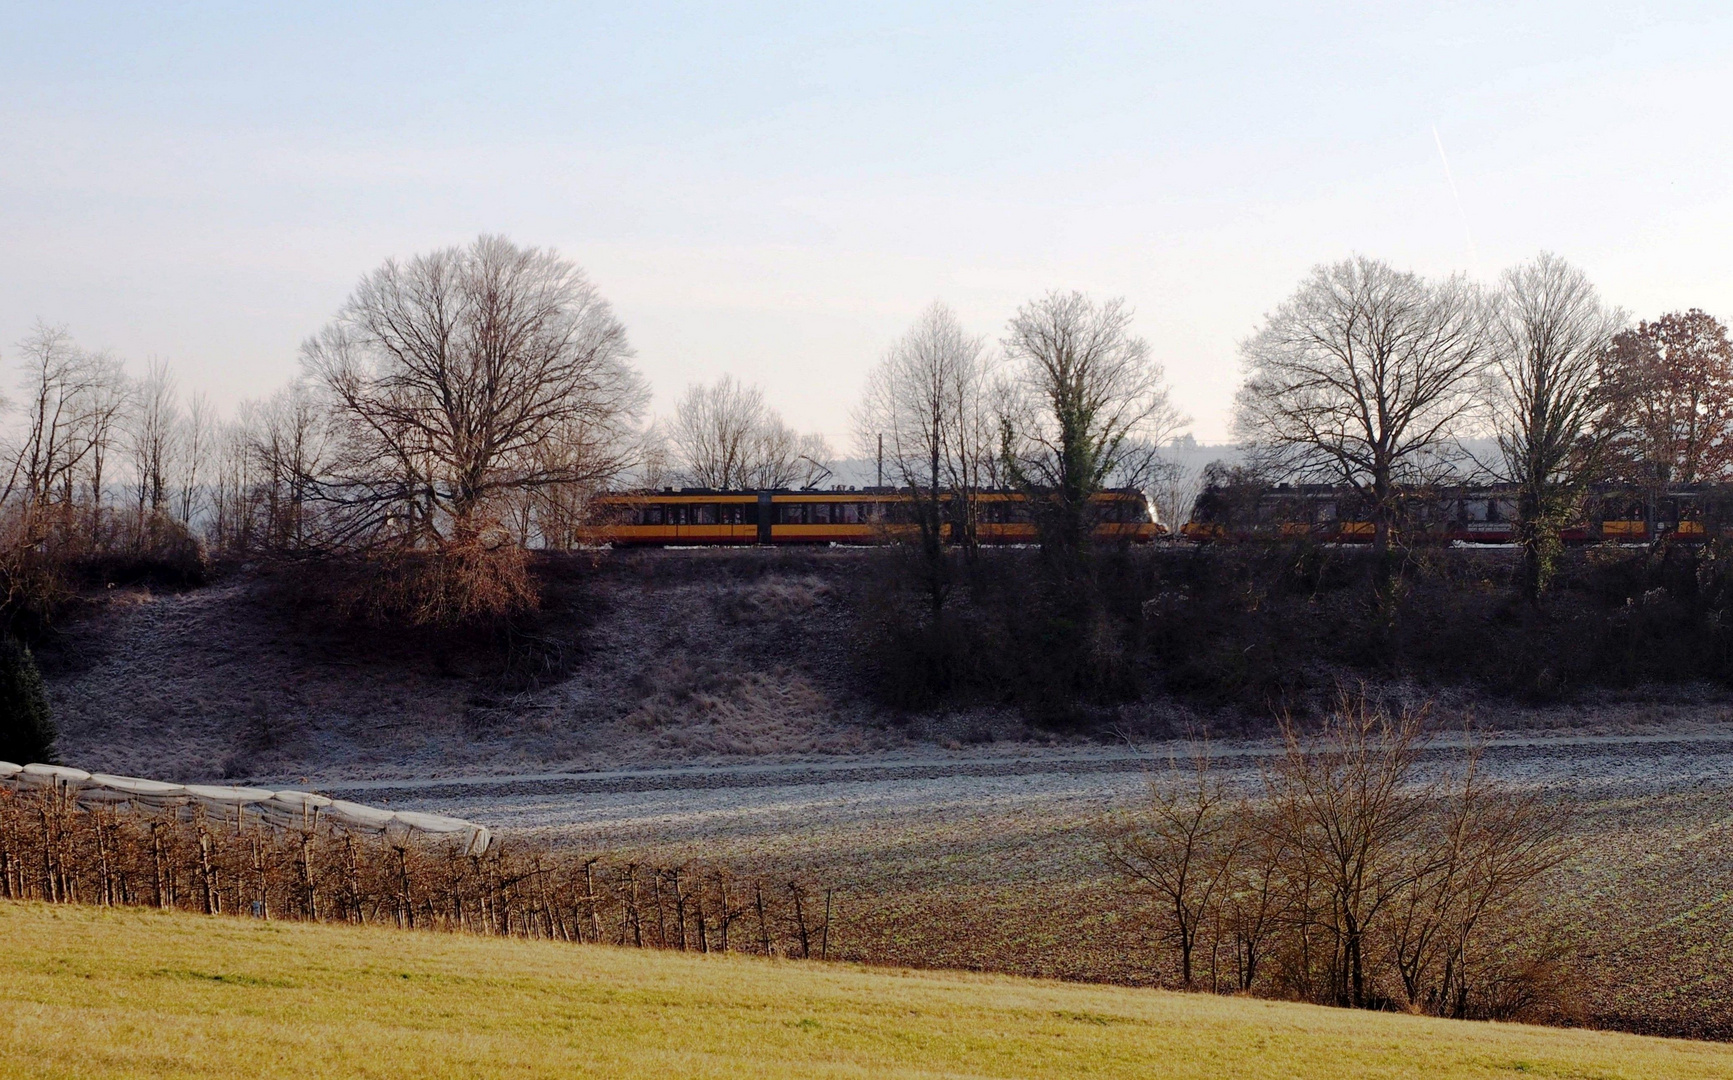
xmin=3 ymin=3 xmax=1732 ymax=444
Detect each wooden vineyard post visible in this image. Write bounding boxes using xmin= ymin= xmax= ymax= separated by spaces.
xmin=820 ymin=889 xmax=833 ymax=961
xmin=671 ymin=867 xmax=688 ymax=951
xmin=651 ymin=872 xmax=667 ymax=948
xmin=789 ymin=882 xmax=811 ymax=959
xmin=197 ymin=820 xmax=217 ymax=915
xmin=583 ymin=858 xmax=601 ymax=944
xmin=624 ymin=865 xmax=643 ymax=947
xmin=150 ymin=822 xmax=166 ymax=909
xmin=694 ymin=889 xmax=709 ymax=954
xmin=755 ymin=881 xmax=771 ymax=955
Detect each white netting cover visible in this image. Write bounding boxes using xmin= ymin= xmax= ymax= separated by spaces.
xmin=13 ymin=764 xmax=92 ymax=792
xmin=389 ymin=810 xmax=493 ymax=856
xmin=257 ymin=790 xmax=333 ymax=831
xmin=326 ymin=799 xmax=397 ymax=834
xmin=0 ymin=762 xmax=490 ymax=853
xmin=84 ymin=774 xmax=189 ymax=812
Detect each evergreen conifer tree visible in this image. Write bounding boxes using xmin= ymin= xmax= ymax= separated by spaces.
xmin=0 ymin=634 xmax=56 ymax=764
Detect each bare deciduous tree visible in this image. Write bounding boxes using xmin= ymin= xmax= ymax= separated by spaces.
xmin=1385 ymin=745 xmax=1566 ymax=1017
xmin=1487 ymin=254 xmax=1625 ymax=600
xmin=176 ymin=392 xmax=215 ymax=528
xmin=1234 ymin=258 xmax=1490 ymax=555
xmin=669 ymin=376 xmax=832 ymax=490
xmin=1103 ymin=745 xmax=1241 ymax=987
xmin=250 ymin=383 xmax=330 ymax=553
xmin=302 ymin=234 xmax=647 ymax=551
xmin=1109 ymin=693 xmax=1567 ymax=1020
xmin=75 ymin=352 xmax=130 ymax=547
xmin=1265 ymin=698 xmax=1432 ymax=1009
xmin=1148 ymin=451 xmax=1207 ymax=536
xmin=854 ymin=303 xmax=996 ymax=609
xmin=4 ymin=326 xmax=143 ymax=553
xmin=127 ymin=359 xmax=181 ymax=542
xmin=207 ymin=415 xmax=262 ymax=554
xmin=8 ymin=323 xmax=101 ymax=513
xmin=1000 ymin=292 xmax=1185 ymax=563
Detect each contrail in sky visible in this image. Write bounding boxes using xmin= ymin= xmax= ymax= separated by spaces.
xmin=1431 ymin=124 xmax=1479 ymax=270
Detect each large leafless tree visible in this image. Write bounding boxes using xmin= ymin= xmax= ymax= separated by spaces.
xmin=1487 ymin=254 xmax=1624 ymax=600
xmin=127 ymin=359 xmax=181 ymax=543
xmin=7 ymin=324 xmax=98 ymax=511
xmin=668 ymin=376 xmax=832 ymax=490
xmin=1234 ymin=257 xmax=1490 ymax=555
xmin=854 ymin=303 xmax=996 ymax=604
xmin=301 ymin=235 xmax=648 ymax=551
xmin=1000 ymin=292 xmax=1184 ymax=562
xmin=4 ymin=324 xmax=132 ymax=547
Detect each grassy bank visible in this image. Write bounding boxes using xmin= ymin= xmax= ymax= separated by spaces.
xmin=2 ymin=904 xmax=1730 ymax=1079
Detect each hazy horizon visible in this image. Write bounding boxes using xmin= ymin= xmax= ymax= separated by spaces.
xmin=5 ymin=3 xmax=1732 ymax=443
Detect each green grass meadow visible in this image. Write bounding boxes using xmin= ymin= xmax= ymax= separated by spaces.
xmin=2 ymin=902 xmax=1730 ymax=1079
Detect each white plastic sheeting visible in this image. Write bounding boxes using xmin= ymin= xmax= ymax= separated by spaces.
xmin=0 ymin=761 xmax=491 ymax=855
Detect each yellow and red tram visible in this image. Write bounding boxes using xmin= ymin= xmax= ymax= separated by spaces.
xmin=576 ymin=489 xmax=1164 ymax=546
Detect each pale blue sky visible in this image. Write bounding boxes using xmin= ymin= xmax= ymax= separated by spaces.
xmin=4 ymin=3 xmax=1731 ymax=441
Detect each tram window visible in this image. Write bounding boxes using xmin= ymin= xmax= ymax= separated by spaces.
xmin=641 ymin=505 xmax=665 ymax=526
xmin=693 ymin=504 xmax=717 ymax=525
xmin=808 ymin=503 xmax=829 ymax=524
xmin=778 ymin=504 xmax=805 ymax=525
xmin=720 ymin=503 xmax=746 ymax=525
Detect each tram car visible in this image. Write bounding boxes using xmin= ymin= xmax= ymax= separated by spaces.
xmin=1180 ymin=480 xmax=1726 ymax=545
xmin=576 ymin=488 xmax=1164 ymax=546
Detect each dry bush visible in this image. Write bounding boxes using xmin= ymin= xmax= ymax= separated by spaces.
xmin=716 ymin=575 xmax=835 ymax=625
xmin=324 ymin=538 xmax=539 ymax=630
xmin=1107 ymin=691 xmax=1569 ymax=1021
xmin=0 ymin=786 xmax=836 ymax=957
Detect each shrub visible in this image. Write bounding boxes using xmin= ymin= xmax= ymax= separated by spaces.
xmin=0 ymin=635 xmax=56 ymax=765
xmin=1105 ymin=693 xmax=1571 ymax=1020
xmin=326 ymin=539 xmax=539 ymax=630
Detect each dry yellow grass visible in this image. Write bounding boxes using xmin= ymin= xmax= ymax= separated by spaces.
xmin=1 ymin=902 xmax=1730 ymax=1079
